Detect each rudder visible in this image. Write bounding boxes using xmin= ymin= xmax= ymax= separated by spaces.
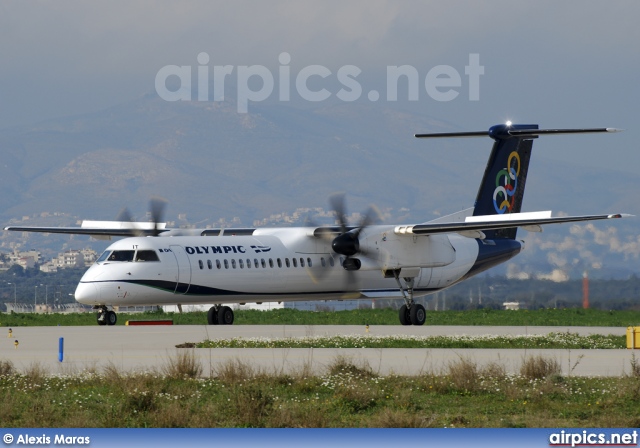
xmin=472 ymin=123 xmax=537 ymax=239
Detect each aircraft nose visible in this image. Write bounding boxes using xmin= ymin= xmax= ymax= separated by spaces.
xmin=74 ymin=282 xmax=99 ymax=305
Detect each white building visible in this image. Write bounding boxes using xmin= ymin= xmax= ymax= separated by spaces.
xmin=9 ymin=249 xmax=41 ymax=268
xmin=503 ymin=301 xmax=521 ymax=310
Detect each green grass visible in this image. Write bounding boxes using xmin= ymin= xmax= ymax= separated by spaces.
xmin=0 ymin=354 xmax=639 ymax=427
xmin=1 ymin=307 xmax=636 ymax=428
xmin=195 ymin=333 xmax=626 ymax=349
xmin=1 ymin=307 xmax=639 ymax=327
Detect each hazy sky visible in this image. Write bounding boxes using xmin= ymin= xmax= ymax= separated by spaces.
xmin=1 ymin=0 xmax=638 ymax=172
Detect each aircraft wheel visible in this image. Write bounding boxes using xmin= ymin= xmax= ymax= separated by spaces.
xmin=207 ymin=307 xmax=218 ymax=325
xmin=409 ymin=304 xmax=426 ymax=326
xmin=106 ymin=310 xmax=117 ymax=326
xmin=398 ymin=304 xmax=411 ymax=326
xmin=97 ymin=312 xmax=107 ymax=326
xmin=217 ymin=306 xmax=234 ymax=325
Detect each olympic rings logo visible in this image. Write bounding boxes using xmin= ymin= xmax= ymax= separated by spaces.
xmin=492 ymin=151 xmax=521 ymax=214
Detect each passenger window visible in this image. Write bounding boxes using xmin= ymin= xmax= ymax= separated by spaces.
xmin=285 ymin=258 xmax=290 ymax=268
xmin=261 ymin=259 xmax=266 ymax=268
xmin=329 ymin=257 xmax=335 ymax=267
xmin=224 ymin=259 xmax=229 ymax=269
xmin=198 ymin=260 xmax=204 ymax=270
xmin=307 ymin=257 xmax=312 ymax=268
xmin=108 ymin=250 xmax=135 ymax=262
xmin=277 ymin=258 xmax=282 ymax=268
xmin=292 ymin=258 xmax=297 ymax=268
xmin=239 ymin=259 xmax=244 ymax=269
xmin=246 ymin=259 xmax=251 ymax=268
xmin=300 ymin=258 xmax=305 ymax=268
xmin=321 ymin=257 xmax=326 ymax=267
xmin=269 ymin=259 xmax=274 ymax=268
xmin=207 ymin=260 xmax=212 ymax=269
xmin=231 ymin=259 xmax=237 ymax=269
xmin=216 ymin=260 xmax=221 ymax=269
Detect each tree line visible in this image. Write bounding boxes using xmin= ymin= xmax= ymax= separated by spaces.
xmin=1 ymin=266 xmax=639 ymax=312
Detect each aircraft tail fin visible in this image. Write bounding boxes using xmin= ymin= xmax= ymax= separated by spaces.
xmin=415 ymin=124 xmax=621 ymax=239
xmin=471 ymin=124 xmax=536 ymax=239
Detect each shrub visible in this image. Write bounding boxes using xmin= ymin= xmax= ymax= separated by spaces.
xmin=163 ymin=349 xmax=203 ymax=379
xmin=520 ymin=355 xmax=561 ymax=379
xmin=327 ymin=355 xmax=374 ymax=378
xmin=630 ymin=353 xmax=640 ymax=377
xmin=446 ymin=357 xmax=480 ymax=392
xmin=0 ymin=359 xmax=15 ymax=376
xmin=214 ymin=358 xmax=260 ymax=382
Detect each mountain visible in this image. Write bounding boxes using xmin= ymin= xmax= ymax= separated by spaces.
xmin=0 ymin=95 xmax=638 ymax=279
xmin=0 ymin=95 xmax=470 ymax=222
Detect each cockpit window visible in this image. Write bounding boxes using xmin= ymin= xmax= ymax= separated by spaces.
xmin=107 ymin=250 xmax=135 ymax=262
xmin=96 ymin=251 xmax=111 ymax=263
xmin=136 ymin=250 xmax=160 ymax=262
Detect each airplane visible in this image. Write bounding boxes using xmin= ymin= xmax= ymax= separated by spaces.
xmin=4 ymin=122 xmax=630 ymax=327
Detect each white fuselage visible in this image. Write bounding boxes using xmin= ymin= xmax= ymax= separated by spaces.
xmin=74 ymin=226 xmax=493 ymax=308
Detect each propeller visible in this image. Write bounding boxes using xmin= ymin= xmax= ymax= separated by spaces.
xmin=327 ymin=193 xmax=380 ymax=271
xmin=148 ymin=197 xmax=167 ymax=237
xmin=115 ymin=197 xmax=167 ymax=237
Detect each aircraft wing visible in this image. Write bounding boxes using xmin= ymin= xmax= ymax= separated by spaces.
xmin=3 ymin=220 xmax=168 ymax=239
xmin=3 ymin=221 xmax=256 ymax=238
xmin=394 ymin=211 xmax=631 ymax=238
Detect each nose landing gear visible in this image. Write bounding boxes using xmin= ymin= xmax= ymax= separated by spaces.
xmin=96 ymin=306 xmax=118 ymax=326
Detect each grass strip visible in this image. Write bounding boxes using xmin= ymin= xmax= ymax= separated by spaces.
xmin=1 ymin=354 xmax=639 ymax=427
xmin=2 ymin=307 xmax=640 ymax=327
xmin=195 ymin=332 xmax=626 ymax=350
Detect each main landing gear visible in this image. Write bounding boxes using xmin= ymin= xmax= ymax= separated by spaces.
xmin=207 ymin=305 xmax=234 ymax=325
xmin=393 ymin=272 xmax=426 ymax=326
xmin=96 ymin=306 xmax=117 ymax=326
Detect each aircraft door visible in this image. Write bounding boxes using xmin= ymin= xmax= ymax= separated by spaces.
xmin=417 ymin=267 xmax=432 ymax=289
xmin=170 ymin=245 xmax=192 ymax=294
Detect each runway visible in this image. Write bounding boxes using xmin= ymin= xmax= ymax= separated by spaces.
xmin=0 ymin=324 xmax=636 ymax=377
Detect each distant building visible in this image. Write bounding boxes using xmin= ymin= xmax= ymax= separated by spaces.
xmin=163 ymin=300 xmax=365 ymax=313
xmin=80 ymin=248 xmax=98 ymax=264
xmin=17 ymin=257 xmax=36 ymax=269
xmin=8 ymin=249 xmax=40 ymax=269
xmin=113 ymin=305 xmax=161 ymax=313
xmin=39 ymin=247 xmax=98 ymax=271
xmin=4 ymin=303 xmax=91 ymax=314
xmin=57 ymin=250 xmax=85 ymax=268
xmin=39 ymin=262 xmax=58 ymax=273
xmin=503 ymin=302 xmax=521 ymax=310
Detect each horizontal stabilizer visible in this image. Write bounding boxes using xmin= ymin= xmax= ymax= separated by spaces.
xmin=415 ymin=126 xmax=622 ymax=139
xmin=414 ymin=130 xmax=489 ymax=138
xmin=508 ymin=128 xmax=623 ymax=136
